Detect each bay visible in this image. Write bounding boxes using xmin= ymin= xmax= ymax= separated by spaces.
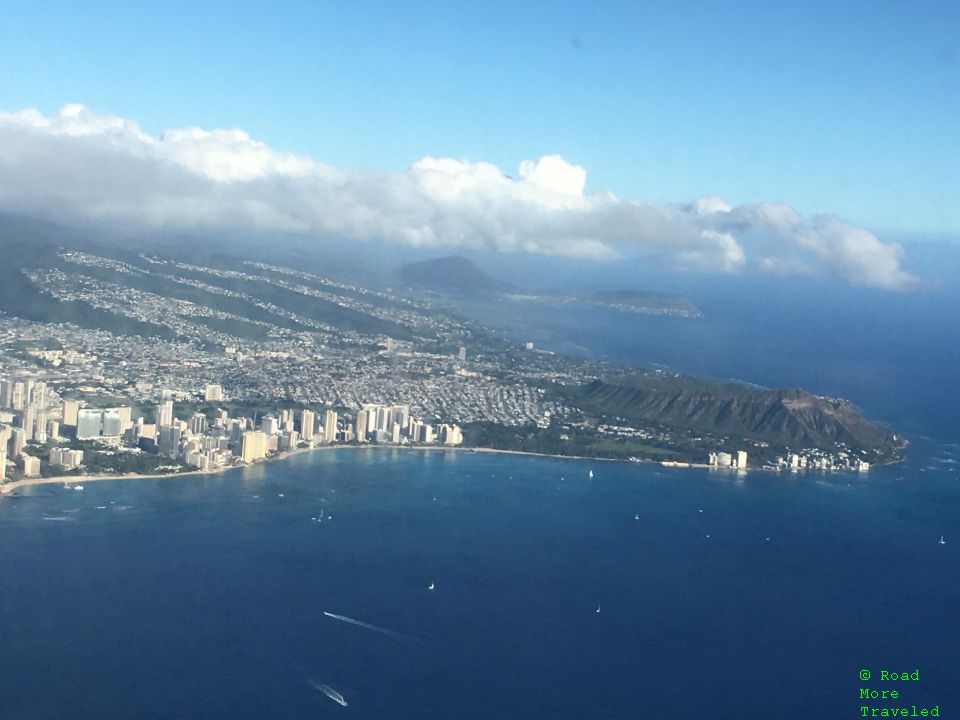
xmin=1 ymin=444 xmax=958 ymax=719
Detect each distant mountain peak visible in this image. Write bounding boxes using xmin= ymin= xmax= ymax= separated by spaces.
xmin=397 ymin=255 xmax=514 ymax=295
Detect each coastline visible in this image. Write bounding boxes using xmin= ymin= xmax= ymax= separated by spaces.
xmin=0 ymin=441 xmax=888 ymax=495
xmin=0 ymin=443 xmax=633 ymax=495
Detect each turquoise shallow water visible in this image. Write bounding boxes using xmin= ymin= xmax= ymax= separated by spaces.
xmin=1 ymin=444 xmax=958 ymax=719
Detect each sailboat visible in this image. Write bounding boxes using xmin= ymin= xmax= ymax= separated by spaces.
xmin=588 ymin=470 xmax=594 ymax=479
xmin=428 ymin=582 xmax=435 ymax=591
xmin=595 ymin=605 xmax=601 ymax=614
xmin=634 ymin=513 xmax=640 ymax=521
xmin=939 ymin=535 xmax=946 ymax=545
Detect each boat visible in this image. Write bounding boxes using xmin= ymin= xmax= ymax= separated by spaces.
xmin=595 ymin=605 xmax=601 ymax=614
xmin=428 ymin=582 xmax=435 ymax=591
xmin=634 ymin=513 xmax=640 ymax=521
xmin=73 ymin=485 xmax=84 ymax=491
xmin=939 ymin=535 xmax=947 ymax=545
xmin=588 ymin=470 xmax=594 ymax=479
xmin=310 ymin=681 xmax=348 ymax=707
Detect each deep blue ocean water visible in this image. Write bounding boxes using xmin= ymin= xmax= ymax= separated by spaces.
xmin=3 ymin=275 xmax=960 ymax=718
xmin=2 ymin=445 xmax=959 ymax=719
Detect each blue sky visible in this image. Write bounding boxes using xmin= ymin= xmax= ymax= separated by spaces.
xmin=1 ymin=0 xmax=957 ymax=240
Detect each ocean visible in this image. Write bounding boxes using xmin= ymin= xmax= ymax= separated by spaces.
xmin=1 ymin=445 xmax=958 ymax=719
xmin=2 ymin=276 xmax=960 ymax=718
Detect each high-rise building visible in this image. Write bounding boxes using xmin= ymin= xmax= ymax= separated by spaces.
xmin=158 ymin=425 xmax=182 ymax=457
xmin=0 ymin=449 xmax=7 ymax=482
xmin=391 ymin=405 xmax=410 ymax=431
xmin=260 ymin=415 xmax=279 ymax=435
xmin=29 ymin=381 xmax=48 ymax=408
xmin=441 ymin=424 xmax=463 ymax=446
xmin=736 ymin=450 xmax=748 ymax=469
xmin=50 ymin=447 xmax=84 ymax=469
xmin=17 ymin=454 xmax=41 ymax=477
xmin=241 ymin=430 xmax=267 ymax=462
xmin=101 ymin=410 xmax=123 ymax=438
xmin=32 ymin=410 xmax=48 ymax=443
xmin=47 ymin=420 xmax=60 ymax=440
xmin=156 ymin=400 xmax=174 ymax=427
xmin=76 ymin=409 xmax=104 ymax=440
xmin=390 ymin=423 xmax=401 ymax=444
xmin=299 ymin=409 xmax=315 ymax=441
xmin=0 ymin=379 xmax=11 ymax=408
xmin=323 ymin=410 xmax=338 ymax=443
xmin=10 ymin=382 xmax=25 ymax=411
xmin=9 ymin=428 xmax=26 ymax=456
xmin=20 ymin=407 xmax=35 ymax=441
xmin=116 ymin=406 xmax=132 ymax=433
xmin=457 ymin=346 xmax=467 ymax=361
xmin=62 ymin=399 xmax=80 ymax=427
xmin=204 ymin=384 xmax=223 ymax=402
xmin=355 ymin=410 xmax=368 ymax=442
xmin=189 ymin=413 xmax=208 ymax=436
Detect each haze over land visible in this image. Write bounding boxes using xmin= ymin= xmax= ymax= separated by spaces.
xmin=0 ymin=105 xmax=922 ymax=291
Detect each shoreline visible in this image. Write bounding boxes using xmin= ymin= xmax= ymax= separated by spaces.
xmin=0 ymin=442 xmax=894 ymax=495
xmin=0 ymin=443 xmax=638 ymax=495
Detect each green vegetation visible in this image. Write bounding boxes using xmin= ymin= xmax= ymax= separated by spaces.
xmin=0 ymin=243 xmax=179 ymax=340
xmin=47 ymin=258 xmax=309 ymax=333
xmin=157 ymin=265 xmax=416 ymax=339
xmin=193 ymin=315 xmax=273 ymax=340
xmin=558 ymin=374 xmax=903 ymax=460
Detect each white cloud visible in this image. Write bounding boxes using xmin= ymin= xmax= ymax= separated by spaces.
xmin=0 ymin=104 xmax=919 ymax=290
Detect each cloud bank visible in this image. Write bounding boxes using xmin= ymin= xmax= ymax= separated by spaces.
xmin=0 ymin=104 xmax=918 ymax=290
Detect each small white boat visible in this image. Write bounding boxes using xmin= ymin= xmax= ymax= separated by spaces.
xmin=595 ymin=605 xmax=601 ymax=614
xmin=428 ymin=582 xmax=435 ymax=591
xmin=588 ymin=470 xmax=594 ymax=478
xmin=939 ymin=535 xmax=947 ymax=545
xmin=634 ymin=513 xmax=640 ymax=521
xmin=310 ymin=681 xmax=348 ymax=707
xmin=73 ymin=485 xmax=85 ymax=491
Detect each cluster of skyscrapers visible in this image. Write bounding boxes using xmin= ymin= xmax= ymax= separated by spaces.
xmin=708 ymin=450 xmax=748 ymax=470
xmin=2 ymin=376 xmax=463 ymax=481
xmin=130 ymin=399 xmax=463 ymax=471
xmin=1 ymin=377 xmax=59 ymax=481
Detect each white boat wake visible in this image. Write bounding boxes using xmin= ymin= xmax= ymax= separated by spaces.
xmin=323 ymin=611 xmax=423 ymax=644
xmin=309 ymin=680 xmax=348 ymax=707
